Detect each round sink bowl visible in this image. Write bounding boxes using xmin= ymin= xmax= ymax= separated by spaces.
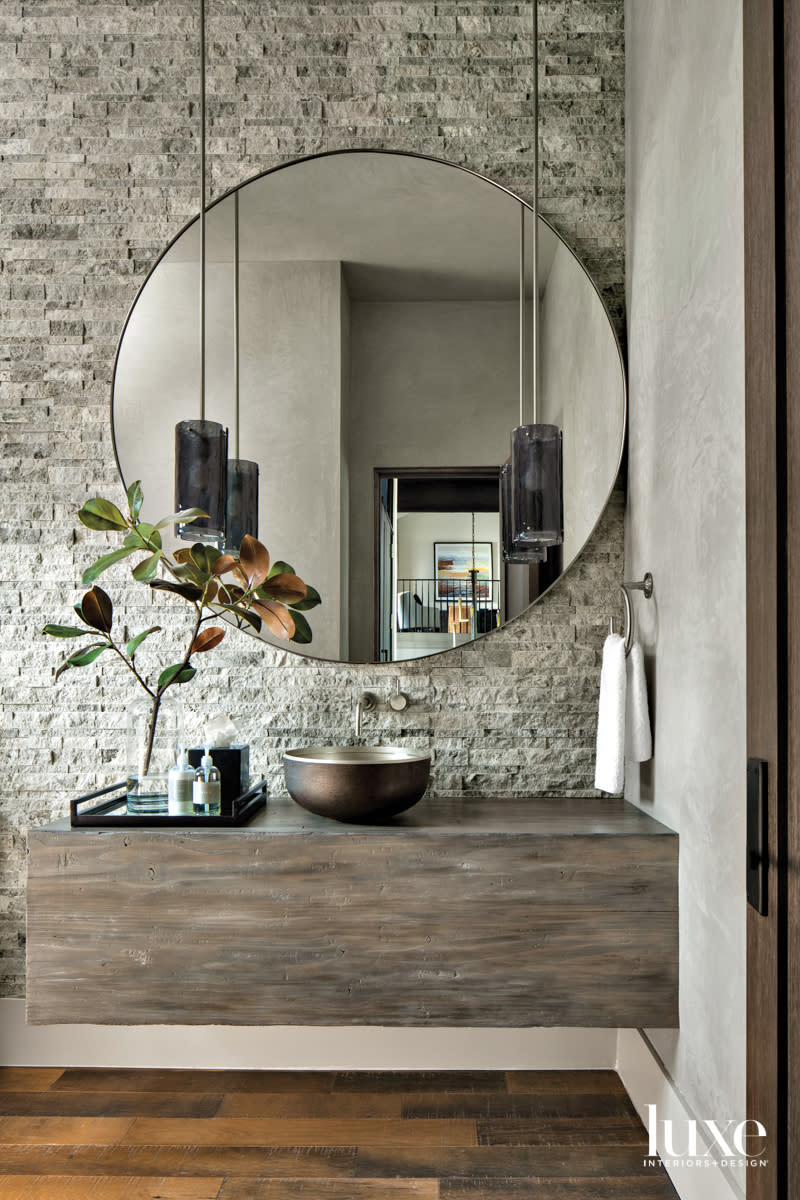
xmin=283 ymin=745 xmax=431 ymax=823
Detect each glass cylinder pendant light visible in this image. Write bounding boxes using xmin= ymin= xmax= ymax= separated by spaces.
xmin=225 ymin=191 xmax=259 ymax=549
xmin=502 ymin=0 xmax=563 ymax=563
xmin=500 ymin=459 xmax=544 ymax=563
xmin=174 ymin=0 xmax=228 ymax=543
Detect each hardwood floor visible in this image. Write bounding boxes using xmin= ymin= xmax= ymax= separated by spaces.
xmin=0 ymin=1068 xmax=678 ymax=1199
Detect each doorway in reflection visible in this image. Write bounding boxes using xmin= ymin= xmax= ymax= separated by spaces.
xmin=375 ymin=468 xmax=561 ymax=662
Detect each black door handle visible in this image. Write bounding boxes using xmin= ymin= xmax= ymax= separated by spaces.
xmin=747 ymin=757 xmax=768 ymax=915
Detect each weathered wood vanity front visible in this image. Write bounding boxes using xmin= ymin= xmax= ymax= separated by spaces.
xmin=26 ymin=796 xmax=678 ymax=1027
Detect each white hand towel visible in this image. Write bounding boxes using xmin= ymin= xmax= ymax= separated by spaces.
xmin=626 ymin=641 xmax=653 ymax=762
xmin=594 ymin=632 xmax=626 ymax=793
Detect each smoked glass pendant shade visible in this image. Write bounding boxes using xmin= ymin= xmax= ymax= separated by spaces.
xmin=174 ymin=418 xmax=228 ymax=542
xmin=226 ymin=458 xmax=259 ymax=549
xmin=500 ymin=458 xmax=545 ymax=563
xmin=509 ymin=424 xmax=563 ymax=555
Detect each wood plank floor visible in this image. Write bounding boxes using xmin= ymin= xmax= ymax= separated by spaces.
xmin=0 ymin=1069 xmax=678 ymax=1199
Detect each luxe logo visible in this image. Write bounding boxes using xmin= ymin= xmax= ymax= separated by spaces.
xmin=646 ymin=1104 xmax=767 ymax=1162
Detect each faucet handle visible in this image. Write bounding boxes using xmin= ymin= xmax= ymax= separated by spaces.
xmin=355 ymin=691 xmax=378 ymax=738
xmin=389 ymin=679 xmax=409 ymax=711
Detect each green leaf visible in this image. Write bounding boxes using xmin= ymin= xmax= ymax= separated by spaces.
xmin=288 ymin=583 xmax=322 ymax=612
xmin=171 ymin=562 xmax=205 ymax=585
xmin=132 ymin=551 xmax=162 ymax=582
xmin=157 ymin=663 xmax=197 ymax=690
xmin=54 ymin=642 xmax=109 ymax=680
xmin=42 ymin=624 xmax=87 ymax=638
xmin=81 ymin=547 xmax=135 ymax=587
xmin=267 ymin=560 xmax=295 ymax=579
xmin=81 ymin=586 xmax=113 ymax=632
xmin=289 ymin=608 xmax=313 ymax=644
xmin=134 ymin=522 xmax=162 ymax=549
xmin=77 ymin=497 xmax=129 ymax=532
xmin=149 ymin=578 xmax=203 ymax=602
xmin=154 ymin=508 xmax=209 ymax=530
xmin=189 ymin=542 xmax=219 ymax=577
xmin=126 ymin=480 xmax=144 ymax=522
xmin=126 ymin=625 xmax=162 ymax=657
xmin=123 ymin=529 xmax=148 ymax=550
xmin=212 ymin=602 xmax=262 ymax=633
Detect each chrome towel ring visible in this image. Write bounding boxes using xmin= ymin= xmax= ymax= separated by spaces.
xmin=610 ymin=573 xmax=654 ymax=656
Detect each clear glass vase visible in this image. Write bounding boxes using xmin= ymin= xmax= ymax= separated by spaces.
xmin=125 ymin=693 xmax=184 ymax=815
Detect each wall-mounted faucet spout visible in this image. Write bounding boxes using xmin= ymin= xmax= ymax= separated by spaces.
xmin=355 ymin=691 xmax=377 ymax=737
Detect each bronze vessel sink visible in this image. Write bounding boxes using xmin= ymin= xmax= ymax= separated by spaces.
xmin=283 ymin=745 xmax=431 ymax=823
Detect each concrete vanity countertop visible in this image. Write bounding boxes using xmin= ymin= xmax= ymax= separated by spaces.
xmin=26 ymin=795 xmax=678 ymax=1028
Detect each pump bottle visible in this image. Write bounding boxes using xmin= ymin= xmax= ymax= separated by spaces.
xmin=193 ymin=746 xmax=221 ymax=815
xmin=168 ymin=745 xmax=195 ymax=815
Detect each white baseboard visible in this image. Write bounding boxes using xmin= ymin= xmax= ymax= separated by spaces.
xmin=0 ymin=999 xmax=617 ymax=1070
xmin=617 ymin=1029 xmax=745 ymax=1200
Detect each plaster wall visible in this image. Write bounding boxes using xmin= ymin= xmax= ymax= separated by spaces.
xmin=115 ymin=257 xmax=349 ymax=660
xmin=347 ymin=299 xmax=518 ymax=659
xmin=0 ymin=1 xmax=625 ymax=1009
xmin=625 ymin=0 xmax=746 ymax=1186
xmin=539 ymin=240 xmax=625 ymax=565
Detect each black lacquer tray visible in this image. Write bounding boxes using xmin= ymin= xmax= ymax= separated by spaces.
xmin=69 ymin=778 xmax=268 ymax=828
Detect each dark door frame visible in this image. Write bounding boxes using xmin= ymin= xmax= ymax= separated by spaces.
xmin=371 ymin=466 xmax=501 ymax=662
xmin=743 ymin=0 xmax=798 ymax=1194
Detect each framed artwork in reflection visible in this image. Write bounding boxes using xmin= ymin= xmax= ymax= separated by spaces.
xmin=434 ymin=542 xmax=493 ymax=600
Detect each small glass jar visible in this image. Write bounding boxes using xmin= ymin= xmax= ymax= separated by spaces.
xmin=125 ymin=693 xmax=184 ymax=815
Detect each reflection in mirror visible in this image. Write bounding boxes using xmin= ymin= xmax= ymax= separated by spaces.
xmin=112 ymin=151 xmax=625 ymax=665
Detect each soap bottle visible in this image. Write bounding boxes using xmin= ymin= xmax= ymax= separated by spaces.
xmin=168 ymin=745 xmax=195 ymax=816
xmin=193 ymin=746 xmax=221 ymax=815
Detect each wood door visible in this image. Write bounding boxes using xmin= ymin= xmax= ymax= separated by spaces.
xmin=783 ymin=2 xmax=800 ymax=1193
xmin=744 ymin=0 xmax=800 ymax=1194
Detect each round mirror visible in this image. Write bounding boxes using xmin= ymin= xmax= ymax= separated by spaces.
xmin=112 ymin=150 xmax=625 ymax=665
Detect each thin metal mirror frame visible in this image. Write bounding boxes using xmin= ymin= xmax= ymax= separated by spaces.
xmin=109 ymin=147 xmax=627 ymax=666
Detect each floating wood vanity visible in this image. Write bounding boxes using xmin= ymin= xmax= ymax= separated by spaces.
xmin=26 ymin=795 xmax=678 ymax=1027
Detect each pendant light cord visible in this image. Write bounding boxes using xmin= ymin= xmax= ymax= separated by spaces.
xmin=531 ymin=0 xmax=539 ymax=426
xmin=233 ymin=191 xmax=240 ymax=459
xmin=519 ymin=207 xmax=525 ymax=428
xmin=199 ymin=0 xmax=206 ymax=420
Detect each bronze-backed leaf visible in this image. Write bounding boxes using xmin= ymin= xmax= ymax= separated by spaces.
xmin=173 ymin=547 xmax=194 ymax=564
xmin=251 ymin=598 xmax=295 ymax=641
xmin=258 ymin=573 xmax=307 ymax=605
xmin=239 ymin=534 xmax=270 ymax=589
xmin=191 ymin=626 xmax=225 ymax=653
xmin=211 ymin=553 xmax=238 ymax=576
xmin=81 ymin=586 xmax=113 ymax=633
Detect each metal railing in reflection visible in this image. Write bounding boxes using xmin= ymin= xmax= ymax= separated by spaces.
xmin=396 ymin=577 xmax=500 ymax=636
